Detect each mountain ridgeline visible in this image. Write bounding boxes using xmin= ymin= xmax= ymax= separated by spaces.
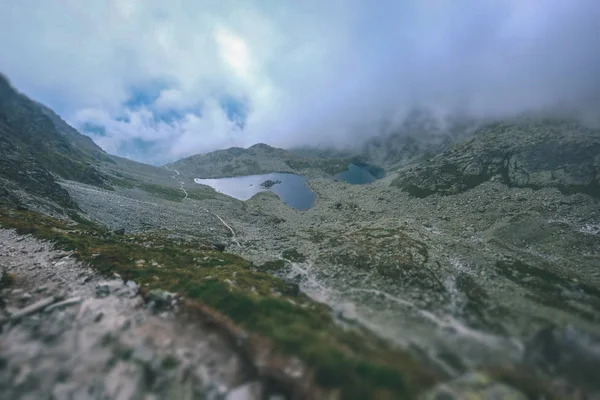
xmin=0 ymin=75 xmax=111 ymax=210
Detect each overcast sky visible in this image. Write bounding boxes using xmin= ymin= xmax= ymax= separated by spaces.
xmin=1 ymin=0 xmax=599 ymax=164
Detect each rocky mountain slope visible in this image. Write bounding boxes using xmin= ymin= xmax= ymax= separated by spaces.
xmin=2 ymin=74 xmax=600 ymax=399
xmin=0 ymin=75 xmax=109 ymax=212
xmin=392 ymin=119 xmax=600 ymax=198
xmin=360 ymin=109 xmax=479 ymax=171
xmin=168 ymin=143 xmax=355 ymax=179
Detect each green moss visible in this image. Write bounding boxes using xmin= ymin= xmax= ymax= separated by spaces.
xmin=321 ymin=228 xmax=430 ymax=283
xmin=307 ymin=229 xmax=326 ymax=244
xmin=161 ymin=355 xmax=180 ymax=370
xmin=258 ymin=260 xmax=286 ymax=272
xmin=0 ymin=271 xmax=15 ymax=289
xmin=282 ymin=248 xmax=306 ymax=263
xmin=0 ymin=209 xmax=439 ymax=398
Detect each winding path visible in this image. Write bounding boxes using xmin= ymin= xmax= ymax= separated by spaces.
xmin=164 ymin=165 xmax=241 ymax=248
xmin=165 ymin=167 xmax=188 ymax=200
xmin=214 ymin=213 xmax=241 ymax=248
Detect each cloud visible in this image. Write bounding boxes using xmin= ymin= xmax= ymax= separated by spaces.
xmin=1 ymin=0 xmax=599 ymax=164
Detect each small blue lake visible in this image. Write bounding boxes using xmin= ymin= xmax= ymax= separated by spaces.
xmin=195 ymin=173 xmax=316 ymax=210
xmin=334 ymin=163 xmax=385 ymax=184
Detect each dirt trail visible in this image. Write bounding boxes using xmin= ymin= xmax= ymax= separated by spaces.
xmin=164 ymin=165 xmax=242 ymax=248
xmin=0 ymin=229 xmax=261 ymax=399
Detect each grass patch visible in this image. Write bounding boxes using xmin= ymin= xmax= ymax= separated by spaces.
xmin=161 ymin=355 xmax=180 ymax=370
xmin=282 ymin=248 xmax=306 ymax=263
xmin=0 ymin=271 xmax=15 ymax=289
xmin=259 ymin=260 xmax=286 ymax=272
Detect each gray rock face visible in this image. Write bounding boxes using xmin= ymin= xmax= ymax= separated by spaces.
xmin=392 ymin=119 xmax=600 ymax=198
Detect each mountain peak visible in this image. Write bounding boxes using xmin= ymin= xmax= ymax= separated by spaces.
xmin=248 ymin=143 xmax=275 ymax=151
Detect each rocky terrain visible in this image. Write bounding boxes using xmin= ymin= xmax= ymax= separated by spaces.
xmin=1 ymin=74 xmax=600 ymax=399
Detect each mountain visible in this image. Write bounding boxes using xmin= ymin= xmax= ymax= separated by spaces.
xmin=360 ymin=109 xmax=480 ymax=170
xmin=2 ymin=74 xmax=600 ymax=399
xmin=168 ymin=142 xmax=355 ymax=178
xmin=392 ymin=118 xmax=600 ymax=198
xmin=0 ymin=75 xmax=112 ymax=210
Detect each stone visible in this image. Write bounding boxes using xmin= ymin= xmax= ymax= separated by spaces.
xmin=125 ymin=280 xmax=138 ymax=293
xmin=10 ymin=296 xmax=56 ymax=321
xmin=335 ymin=302 xmax=358 ymax=323
xmin=212 ymin=243 xmax=227 ymax=252
xmin=44 ymin=297 xmax=82 ymax=313
xmin=19 ymin=292 xmax=33 ymax=303
xmin=95 ymin=281 xmax=125 ymax=298
xmin=35 ymin=285 xmax=49 ymax=293
xmin=51 ymin=383 xmax=80 ymax=400
xmin=146 ymin=289 xmax=175 ymax=308
xmin=226 ymin=381 xmax=263 ymax=400
xmin=133 ymin=343 xmax=155 ymax=363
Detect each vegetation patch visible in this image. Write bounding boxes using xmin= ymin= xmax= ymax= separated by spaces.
xmin=282 ymin=248 xmax=306 ymax=263
xmin=0 ymin=209 xmax=439 ymax=398
xmin=321 ymin=228 xmax=431 ymax=282
xmin=0 ymin=271 xmax=15 ymax=289
xmin=258 ymin=260 xmax=286 ymax=272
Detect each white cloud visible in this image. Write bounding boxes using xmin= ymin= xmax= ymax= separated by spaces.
xmin=1 ymin=0 xmax=599 ymax=164
xmin=215 ymin=28 xmax=252 ymax=80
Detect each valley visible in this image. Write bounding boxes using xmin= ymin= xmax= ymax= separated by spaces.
xmin=1 ymin=75 xmax=600 ymax=399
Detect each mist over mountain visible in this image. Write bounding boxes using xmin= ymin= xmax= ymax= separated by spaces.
xmin=1 ymin=1 xmax=599 ymax=164
xmin=2 ymin=6 xmax=600 ymax=395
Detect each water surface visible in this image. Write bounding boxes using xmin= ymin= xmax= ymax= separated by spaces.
xmin=194 ymin=172 xmax=315 ymax=210
xmin=335 ymin=164 xmax=379 ymax=184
